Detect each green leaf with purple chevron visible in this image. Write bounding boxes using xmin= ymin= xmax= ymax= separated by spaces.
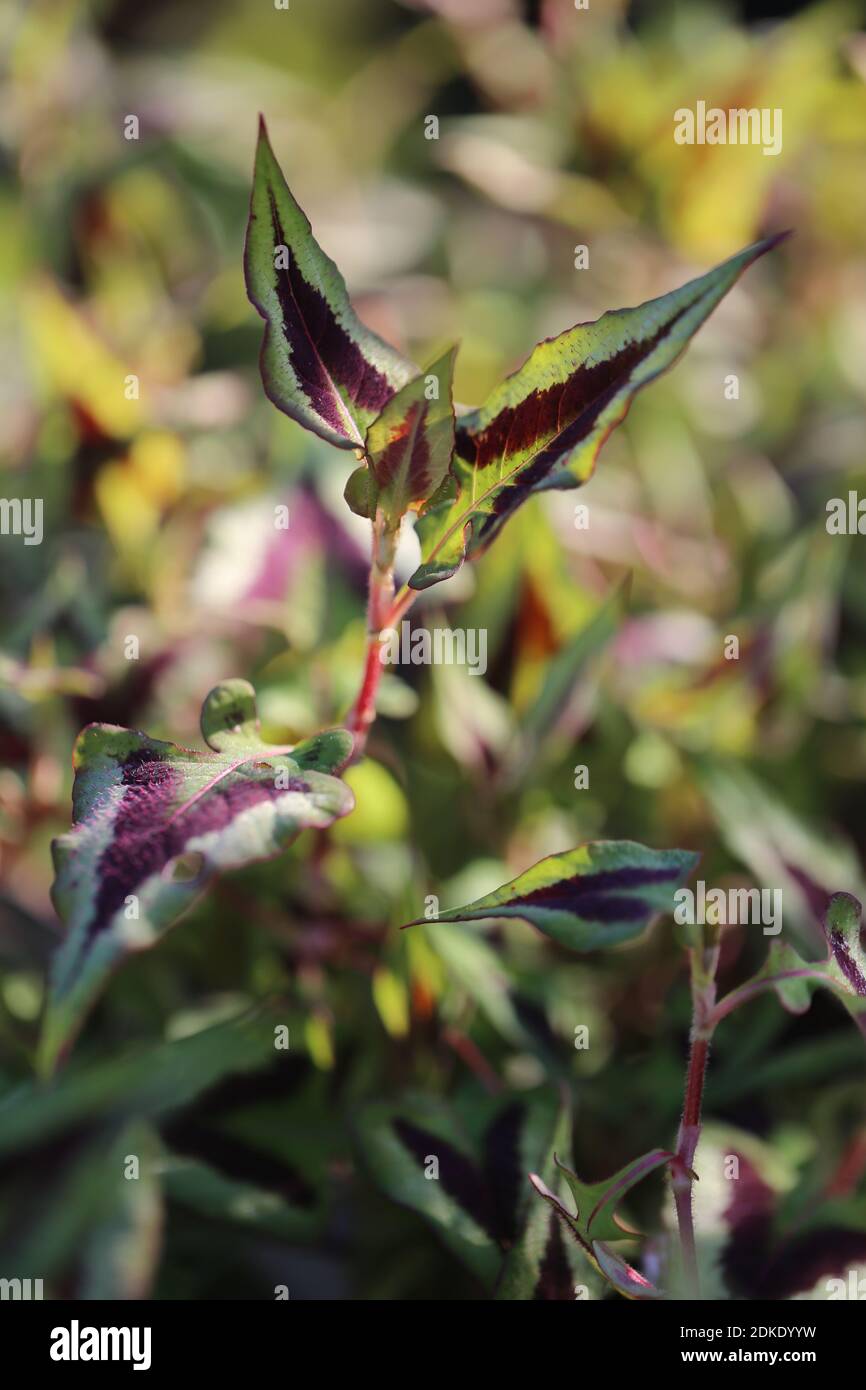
xmin=42 ymin=680 xmax=354 ymax=1073
xmin=496 ymin=1096 xmax=605 ymax=1300
xmin=404 ymin=841 xmax=700 ymax=951
xmin=354 ymin=1091 xmax=566 ymax=1292
xmin=344 ymin=345 xmax=458 ymax=526
xmin=528 ymin=1150 xmax=672 ymax=1299
xmin=409 ymin=234 xmax=787 ymax=590
xmin=245 ymin=117 xmax=417 ymax=448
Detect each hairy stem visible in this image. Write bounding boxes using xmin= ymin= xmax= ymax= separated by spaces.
xmin=708 ymin=967 xmax=822 ymax=1028
xmin=672 ymin=940 xmax=718 ymax=1299
xmin=673 ymin=1034 xmax=709 ymax=1296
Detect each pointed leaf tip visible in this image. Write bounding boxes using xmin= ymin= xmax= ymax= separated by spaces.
xmin=408 ymin=841 xmax=700 ymax=951
xmin=409 ymin=233 xmax=787 ymax=590
xmin=245 ymin=118 xmax=417 ymax=449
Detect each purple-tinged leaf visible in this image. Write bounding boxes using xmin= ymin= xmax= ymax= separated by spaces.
xmin=591 ymin=1241 xmax=664 ymax=1300
xmin=496 ymin=1097 xmax=607 ymax=1301
xmin=344 ymin=346 xmax=458 ymax=527
xmin=355 ymin=1092 xmax=566 ymax=1292
xmin=403 ymin=841 xmax=700 ymax=951
xmin=720 ymin=1148 xmax=866 ymax=1300
xmin=409 ymin=234 xmax=787 ymax=589
xmin=712 ymin=892 xmax=866 ymax=1039
xmin=824 ymin=891 xmax=866 ymax=998
xmin=42 ymin=680 xmax=354 ymax=1072
xmin=245 ymin=117 xmax=417 ymax=448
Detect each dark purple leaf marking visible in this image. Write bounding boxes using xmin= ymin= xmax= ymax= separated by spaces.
xmin=264 ymin=192 xmax=393 ymax=433
xmin=454 ymin=309 xmax=691 ymax=555
xmin=482 ymin=1102 xmax=524 ymax=1246
xmin=514 ymin=864 xmax=685 ymax=922
xmin=88 ymin=748 xmax=310 ymax=942
xmin=456 ymin=312 xmax=686 ymax=476
xmin=162 ymin=1118 xmax=316 ymax=1208
xmin=393 ymin=1117 xmax=502 ymax=1242
xmin=721 ymin=1152 xmax=866 ymax=1299
xmin=533 ymin=1212 xmax=576 ymax=1300
xmin=828 ymin=929 xmax=866 ymax=996
xmin=373 ymin=398 xmax=434 ymax=499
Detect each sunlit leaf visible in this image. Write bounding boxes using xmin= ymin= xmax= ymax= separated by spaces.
xmin=345 ymin=345 xmax=458 ymax=526
xmin=409 ymin=235 xmax=787 ymax=589
xmin=245 ymin=117 xmax=417 ymax=448
xmin=42 ymin=680 xmax=354 ymax=1071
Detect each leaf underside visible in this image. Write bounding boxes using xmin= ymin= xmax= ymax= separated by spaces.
xmin=44 ymin=679 xmax=354 ymax=1071
xmin=405 ymin=840 xmax=700 ymax=951
xmin=409 ymin=233 xmax=787 ymax=590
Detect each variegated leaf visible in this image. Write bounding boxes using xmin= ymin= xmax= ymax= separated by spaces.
xmin=354 ymin=1092 xmax=566 ymax=1292
xmin=404 ymin=841 xmax=700 ymax=951
xmin=43 ymin=680 xmax=354 ymax=1071
xmin=245 ymin=116 xmax=417 ymax=448
xmin=344 ymin=345 xmax=458 ymax=526
xmin=409 ymin=234 xmax=787 ymax=589
xmin=496 ymin=1097 xmax=604 ymax=1300
xmin=713 ymin=892 xmax=866 ymax=1039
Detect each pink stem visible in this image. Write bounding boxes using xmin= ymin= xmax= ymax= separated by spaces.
xmin=709 ymin=968 xmax=822 ymax=1028
xmin=347 ymin=516 xmax=418 ymax=757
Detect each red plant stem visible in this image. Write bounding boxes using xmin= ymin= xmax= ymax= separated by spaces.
xmin=349 ymin=639 xmax=385 ymax=748
xmin=347 ymin=513 xmax=418 ymax=757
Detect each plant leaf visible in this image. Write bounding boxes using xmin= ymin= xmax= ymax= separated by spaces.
xmin=245 ymin=116 xmax=417 ymax=448
xmin=496 ymin=1095 xmax=605 ymax=1301
xmin=528 ymin=1149 xmax=672 ymax=1299
xmin=354 ymin=1096 xmax=503 ymax=1287
xmin=421 ymin=922 xmax=543 ymax=1054
xmin=404 ymin=841 xmax=700 ymax=951
xmin=161 ymin=1156 xmax=319 ymax=1242
xmin=354 ymin=1092 xmax=567 ymax=1291
xmin=3 ymin=1010 xmax=285 ymax=1156
xmin=409 ymin=234 xmax=787 ymax=590
xmin=43 ymin=681 xmax=354 ymax=1071
xmin=715 ymin=892 xmax=866 ymax=1039
xmin=344 ymin=345 xmax=458 ymax=526
xmin=77 ymin=1122 xmax=163 ymax=1300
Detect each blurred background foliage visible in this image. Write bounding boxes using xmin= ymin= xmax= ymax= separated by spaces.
xmin=2 ymin=0 xmax=866 ymax=1300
